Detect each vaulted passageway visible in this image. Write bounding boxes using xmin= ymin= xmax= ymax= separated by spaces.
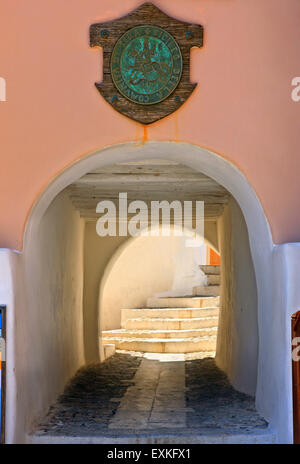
xmin=23 ymin=156 xmax=266 ymax=443
xmin=9 ymin=142 xmax=283 ymax=443
xmin=68 ymin=160 xmax=226 ymax=363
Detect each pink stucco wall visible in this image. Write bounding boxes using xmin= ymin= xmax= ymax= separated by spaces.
xmin=0 ymin=0 xmax=299 ymax=250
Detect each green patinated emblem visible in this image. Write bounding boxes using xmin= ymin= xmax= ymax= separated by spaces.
xmin=111 ymin=25 xmax=183 ymax=105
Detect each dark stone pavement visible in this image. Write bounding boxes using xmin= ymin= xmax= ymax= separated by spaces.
xmin=34 ymin=353 xmax=268 ymax=437
xmin=186 ymin=357 xmax=267 ymax=432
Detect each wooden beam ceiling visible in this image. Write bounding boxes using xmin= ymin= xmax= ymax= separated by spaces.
xmin=65 ymin=161 xmax=230 ymax=221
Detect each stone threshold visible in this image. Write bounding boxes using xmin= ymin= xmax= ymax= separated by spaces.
xmin=28 ymin=428 xmax=277 ymax=444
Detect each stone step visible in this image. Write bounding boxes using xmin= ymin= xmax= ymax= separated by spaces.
xmin=207 ymin=274 xmax=220 ymax=285
xmin=103 ymin=344 xmax=115 ymax=360
xmin=29 ymin=430 xmax=278 ymax=444
xmin=192 ymin=286 xmax=220 ymax=297
xmin=123 ymin=315 xmax=219 ymax=330
xmin=147 ymin=296 xmax=219 ymax=309
xmin=102 ymin=327 xmax=218 ymax=339
xmin=200 ymin=265 xmax=220 ymax=275
xmin=102 ymin=336 xmax=217 ymax=353
xmin=121 ymin=307 xmax=219 ymax=323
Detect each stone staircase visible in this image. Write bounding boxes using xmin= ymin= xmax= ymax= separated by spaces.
xmin=102 ymin=265 xmax=220 ymax=354
xmin=193 ymin=265 xmax=221 ymax=297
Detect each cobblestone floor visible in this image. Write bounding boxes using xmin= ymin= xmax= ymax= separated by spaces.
xmin=35 ymin=353 xmax=142 ymax=436
xmin=34 ymin=352 xmax=268 ymax=438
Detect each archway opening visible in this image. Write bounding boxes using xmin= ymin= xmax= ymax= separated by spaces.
xmin=16 ymin=142 xmax=276 ymax=443
xmin=99 ymin=230 xmax=219 ymax=357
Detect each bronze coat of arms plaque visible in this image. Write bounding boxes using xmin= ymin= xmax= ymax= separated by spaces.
xmin=90 ymin=3 xmax=203 ymax=124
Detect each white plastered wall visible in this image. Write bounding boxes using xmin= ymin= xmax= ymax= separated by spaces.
xmin=99 ymin=234 xmax=182 ymax=331
xmin=0 ymin=141 xmax=298 ymax=443
xmin=82 ymin=223 xmax=127 ymax=363
xmin=2 ymin=191 xmax=86 ymax=443
xmin=216 ymin=197 xmax=258 ymax=396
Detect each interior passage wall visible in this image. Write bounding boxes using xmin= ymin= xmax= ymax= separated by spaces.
xmin=83 ymin=223 xmax=188 ymax=361
xmin=83 ymin=222 xmax=127 ymax=363
xmin=205 ymin=221 xmax=219 ymax=253
xmin=216 ymin=198 xmax=258 ymax=396
xmin=15 ymin=192 xmax=85 ymax=442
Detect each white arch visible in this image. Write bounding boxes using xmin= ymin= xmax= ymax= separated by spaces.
xmin=97 ymin=223 xmax=214 ymax=346
xmin=25 ymin=141 xmax=273 ymax=252
xmin=22 ymin=141 xmax=298 ymax=442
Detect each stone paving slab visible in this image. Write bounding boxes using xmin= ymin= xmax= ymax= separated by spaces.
xmin=108 ymin=358 xmax=186 ymax=430
xmin=108 ymin=411 xmax=150 ymax=430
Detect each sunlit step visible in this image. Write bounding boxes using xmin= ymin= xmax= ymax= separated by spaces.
xmin=121 ymin=307 xmax=219 ymax=323
xmin=207 ymin=274 xmax=220 ymax=285
xmin=102 ymin=336 xmax=217 ymax=353
xmin=147 ymin=296 xmax=220 ymax=309
xmin=102 ymin=326 xmax=218 ymax=339
xmin=200 ymin=265 xmax=220 ymax=275
xmin=192 ymin=286 xmax=220 ymax=297
xmin=123 ymin=315 xmax=219 ymax=330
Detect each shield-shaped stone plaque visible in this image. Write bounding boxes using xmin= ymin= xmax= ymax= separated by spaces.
xmin=90 ymin=3 xmax=203 ymax=124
